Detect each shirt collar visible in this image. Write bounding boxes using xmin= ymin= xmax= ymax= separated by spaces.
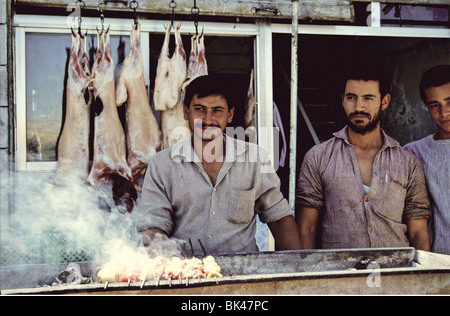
xmin=170 ymin=133 xmax=249 ymax=162
xmin=333 ymin=125 xmax=400 ymax=149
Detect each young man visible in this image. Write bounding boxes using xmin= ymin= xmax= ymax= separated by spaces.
xmin=404 ymin=65 xmax=450 ymax=255
xmin=137 ymin=75 xmax=301 ymax=255
xmin=296 ymin=66 xmax=431 ymax=250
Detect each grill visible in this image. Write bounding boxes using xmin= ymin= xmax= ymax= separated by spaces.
xmin=2 ymin=247 xmax=450 ymax=295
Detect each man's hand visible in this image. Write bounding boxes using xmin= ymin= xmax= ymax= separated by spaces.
xmin=141 ymin=228 xmax=182 ymax=257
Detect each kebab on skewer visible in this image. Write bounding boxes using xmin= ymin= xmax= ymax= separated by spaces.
xmin=96 ymin=255 xmax=221 ymax=284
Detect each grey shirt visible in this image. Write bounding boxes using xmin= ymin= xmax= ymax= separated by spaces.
xmin=296 ymin=126 xmax=431 ymax=249
xmin=137 ymin=134 xmax=292 ymax=255
xmin=405 ymin=135 xmax=450 ymax=255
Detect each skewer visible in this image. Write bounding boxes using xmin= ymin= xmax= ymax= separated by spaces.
xmin=198 ymin=239 xmax=207 ymax=257
xmin=188 ymin=238 xmax=195 ymax=257
xmin=156 ymin=276 xmax=160 ymax=286
xmin=140 ymin=272 xmax=147 ymax=289
xmin=104 ymin=281 xmax=109 ymax=289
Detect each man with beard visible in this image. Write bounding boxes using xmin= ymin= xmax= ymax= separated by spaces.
xmin=137 ymin=75 xmax=301 ymax=255
xmin=295 ymin=66 xmax=431 ymax=250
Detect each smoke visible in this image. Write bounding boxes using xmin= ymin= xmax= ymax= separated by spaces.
xmin=1 ymin=171 xmax=143 ymax=267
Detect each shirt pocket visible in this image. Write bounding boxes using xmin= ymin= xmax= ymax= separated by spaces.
xmin=228 ymin=188 xmax=256 ymax=224
xmin=376 ymin=171 xmax=407 ymax=222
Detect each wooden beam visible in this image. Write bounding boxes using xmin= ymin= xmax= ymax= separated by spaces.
xmin=15 ymin=0 xmax=355 ymax=22
xmin=352 ymin=0 xmax=449 ymax=5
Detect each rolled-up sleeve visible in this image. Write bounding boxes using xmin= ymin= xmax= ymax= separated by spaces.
xmin=254 ymin=147 xmax=293 ymax=224
xmin=403 ymin=155 xmax=432 ymax=221
xmin=296 ymin=147 xmax=324 ymax=211
xmin=136 ymin=158 xmax=174 ymax=235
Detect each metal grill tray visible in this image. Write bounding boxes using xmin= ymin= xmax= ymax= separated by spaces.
xmin=2 ymin=247 xmax=450 ymax=295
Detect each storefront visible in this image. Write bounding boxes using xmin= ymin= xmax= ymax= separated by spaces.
xmin=1 ymin=0 xmax=449 ymax=294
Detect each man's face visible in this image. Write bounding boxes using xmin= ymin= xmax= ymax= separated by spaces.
xmin=184 ymin=94 xmax=234 ymax=142
xmin=424 ymin=82 xmax=450 ymax=139
xmin=342 ymin=79 xmax=390 ymax=134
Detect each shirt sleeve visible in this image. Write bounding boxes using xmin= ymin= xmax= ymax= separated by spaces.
xmin=136 ymin=156 xmax=174 ymax=235
xmin=403 ymin=153 xmax=432 ymax=221
xmin=296 ymin=147 xmax=324 ymax=211
xmin=254 ymin=147 xmax=293 ymax=224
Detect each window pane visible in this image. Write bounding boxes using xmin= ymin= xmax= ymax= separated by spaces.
xmin=25 ymin=32 xmax=131 ymax=162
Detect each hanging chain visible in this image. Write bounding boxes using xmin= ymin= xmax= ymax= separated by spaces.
xmin=97 ymin=0 xmax=106 ymax=31
xmin=129 ymin=0 xmax=139 ymax=27
xmin=169 ymin=0 xmax=177 ymax=29
xmin=76 ymin=0 xmax=85 ymax=35
xmin=191 ymin=0 xmax=200 ymax=36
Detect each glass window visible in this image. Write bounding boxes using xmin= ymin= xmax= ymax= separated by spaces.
xmin=25 ymin=32 xmax=131 ymax=162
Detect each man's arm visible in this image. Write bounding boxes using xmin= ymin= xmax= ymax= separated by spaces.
xmin=407 ymin=218 xmax=430 ymax=251
xmin=295 ymin=206 xmax=319 ymax=249
xmin=268 ymin=215 xmax=302 ymax=250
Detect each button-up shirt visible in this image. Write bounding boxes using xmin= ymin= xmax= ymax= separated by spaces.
xmin=137 ymin=134 xmax=292 ymax=255
xmin=405 ymin=135 xmax=450 ymax=254
xmin=296 ymin=126 xmax=431 ymax=249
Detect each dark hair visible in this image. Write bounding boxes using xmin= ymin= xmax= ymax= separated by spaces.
xmin=183 ymin=75 xmax=235 ymax=109
xmin=419 ymin=65 xmax=450 ymax=102
xmin=341 ymin=65 xmax=391 ymax=98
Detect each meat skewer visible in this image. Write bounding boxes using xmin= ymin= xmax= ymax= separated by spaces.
xmin=116 ymin=23 xmax=162 ymax=188
xmin=87 ymin=28 xmax=133 ymax=187
xmin=96 ymin=254 xmax=221 ymax=284
xmin=54 ymin=30 xmax=92 ymax=186
xmin=203 ymin=255 xmax=223 ymax=278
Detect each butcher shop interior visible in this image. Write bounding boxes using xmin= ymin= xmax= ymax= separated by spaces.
xmin=1 ymin=0 xmax=450 ymax=295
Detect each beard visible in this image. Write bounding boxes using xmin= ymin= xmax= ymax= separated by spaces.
xmin=347 ymin=105 xmax=383 ymax=135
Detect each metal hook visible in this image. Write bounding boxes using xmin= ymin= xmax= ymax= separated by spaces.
xmin=169 ymin=0 xmax=177 ymax=29
xmin=129 ymin=0 xmax=139 ymax=29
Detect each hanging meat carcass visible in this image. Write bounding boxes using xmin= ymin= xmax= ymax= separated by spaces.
xmin=158 ymin=31 xmax=209 ymax=149
xmin=154 ymin=23 xmax=191 ymax=149
xmin=54 ymin=30 xmax=92 ymax=186
xmin=116 ymin=23 xmax=162 ymax=186
xmin=153 ymin=23 xmax=187 ymax=111
xmin=87 ymin=28 xmax=133 ymax=187
xmin=181 ymin=31 xmax=208 ymax=93
xmin=244 ymin=69 xmax=256 ymax=142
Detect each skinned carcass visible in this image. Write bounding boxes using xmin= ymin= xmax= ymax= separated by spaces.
xmin=181 ymin=31 xmax=208 ymax=93
xmin=154 ymin=23 xmax=191 ymax=149
xmin=244 ymin=69 xmax=256 ymax=142
xmin=54 ymin=30 xmax=92 ymax=186
xmin=153 ymin=23 xmax=187 ymax=111
xmin=159 ymin=31 xmax=209 ymax=149
xmin=87 ymin=28 xmax=133 ymax=187
xmin=116 ymin=23 xmax=162 ymax=187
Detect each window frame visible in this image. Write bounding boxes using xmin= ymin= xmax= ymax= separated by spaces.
xmin=13 ymin=15 xmax=264 ymax=172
